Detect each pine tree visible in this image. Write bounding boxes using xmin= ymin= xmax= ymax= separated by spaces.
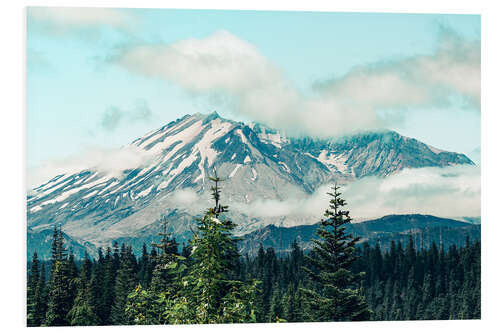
xmin=44 ymin=226 xmax=72 ymax=326
xmin=126 ymin=218 xmax=186 ymax=325
xmin=111 ymin=245 xmax=137 ymax=325
xmin=149 ymin=216 xmax=181 ymax=294
xmin=267 ymin=283 xmax=284 ymax=322
xmin=27 ymin=252 xmax=40 ymax=326
xmin=101 ymin=247 xmax=116 ymax=324
xmin=302 ymin=184 xmax=371 ymax=321
xmin=165 ymin=168 xmax=258 ymax=324
xmin=88 ymin=248 xmax=106 ymax=325
xmin=67 ymin=252 xmax=98 ymax=325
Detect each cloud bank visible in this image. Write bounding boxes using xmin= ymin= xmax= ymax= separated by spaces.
xmin=117 ymin=29 xmax=480 ymax=138
xmin=232 ymin=165 xmax=480 ymax=220
xmin=28 ymin=145 xmax=156 ymax=189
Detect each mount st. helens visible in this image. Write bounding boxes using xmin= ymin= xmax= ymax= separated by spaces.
xmin=27 ymin=112 xmax=474 ymax=257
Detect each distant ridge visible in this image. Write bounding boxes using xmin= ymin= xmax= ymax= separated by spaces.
xmin=239 ymin=214 xmax=480 ymax=257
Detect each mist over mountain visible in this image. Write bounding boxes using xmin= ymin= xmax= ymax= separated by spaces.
xmin=27 ymin=112 xmax=475 ymax=255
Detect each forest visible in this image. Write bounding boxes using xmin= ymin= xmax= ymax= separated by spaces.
xmin=26 ymin=175 xmax=481 ymax=326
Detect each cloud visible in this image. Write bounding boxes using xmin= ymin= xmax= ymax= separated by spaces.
xmin=28 ymin=7 xmax=136 ymax=35
xmin=317 ymin=27 xmax=480 ymax=111
xmin=116 ymin=29 xmax=480 ymax=138
xmin=130 ymin=99 xmax=152 ymax=121
xmin=232 ymin=165 xmax=480 ymax=219
xmin=100 ymin=99 xmax=153 ymax=132
xmin=28 ymin=145 xmax=157 ymax=189
xmin=101 ymin=106 xmax=125 ymax=131
xmin=169 ymin=189 xmax=199 ymax=206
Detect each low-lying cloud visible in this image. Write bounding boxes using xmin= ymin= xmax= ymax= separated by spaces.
xmin=28 ymin=145 xmax=156 ymax=189
xmin=232 ymin=165 xmax=480 ymax=220
xmin=169 ymin=188 xmax=199 ymax=207
xmin=116 ymin=28 xmax=480 ymax=138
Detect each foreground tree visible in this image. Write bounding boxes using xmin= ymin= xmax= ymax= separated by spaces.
xmin=302 ymin=184 xmax=371 ymax=321
xmin=67 ymin=251 xmax=98 ymax=326
xmin=165 ymin=168 xmax=259 ymax=324
xmin=44 ymin=226 xmax=73 ymax=326
xmin=27 ymin=252 xmax=47 ymax=326
xmin=126 ymin=217 xmax=186 ymax=325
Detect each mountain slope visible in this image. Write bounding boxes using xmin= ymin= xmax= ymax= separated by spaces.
xmin=27 ymin=112 xmax=474 ymax=250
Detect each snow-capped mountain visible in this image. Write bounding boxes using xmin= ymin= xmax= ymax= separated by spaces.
xmin=27 ymin=112 xmax=474 ymax=252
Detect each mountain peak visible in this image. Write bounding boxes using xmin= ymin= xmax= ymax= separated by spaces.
xmin=27 ymin=112 xmax=476 ymax=251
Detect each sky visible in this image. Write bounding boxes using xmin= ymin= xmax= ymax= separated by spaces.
xmin=26 ymin=7 xmax=481 ymax=186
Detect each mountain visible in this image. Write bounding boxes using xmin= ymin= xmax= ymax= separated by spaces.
xmin=239 ymin=214 xmax=481 ymax=256
xmin=27 ymin=227 xmax=98 ymax=260
xmin=26 ymin=112 xmax=474 ymax=254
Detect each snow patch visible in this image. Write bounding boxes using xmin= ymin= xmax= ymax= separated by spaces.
xmin=229 ymin=164 xmax=242 ymax=178
xmin=136 ymin=185 xmax=153 ymax=198
xmin=251 ymin=168 xmax=257 ymax=181
xmin=83 ymin=190 xmax=99 ymax=199
xmin=428 ymin=145 xmax=444 ymax=155
xmin=192 ymin=119 xmax=234 ymax=182
xmin=279 ymin=161 xmax=290 ymax=173
xmin=36 ymin=176 xmax=110 ymax=208
xmin=311 ymin=150 xmax=349 ymax=173
xmin=244 ymin=155 xmax=251 ymax=164
xmin=30 ymin=205 xmax=43 ymax=213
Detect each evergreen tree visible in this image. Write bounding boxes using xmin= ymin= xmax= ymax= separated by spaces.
xmin=149 ymin=216 xmax=180 ymax=293
xmin=27 ymin=252 xmax=41 ymax=326
xmin=111 ymin=245 xmax=137 ymax=325
xmin=302 ymin=184 xmax=371 ymax=321
xmin=67 ymin=252 xmax=98 ymax=325
xmin=165 ymin=168 xmax=258 ymax=324
xmin=88 ymin=248 xmax=106 ymax=325
xmin=44 ymin=226 xmax=72 ymax=326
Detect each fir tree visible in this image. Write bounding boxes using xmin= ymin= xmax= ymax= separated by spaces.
xmin=27 ymin=252 xmax=40 ymax=326
xmin=67 ymin=252 xmax=98 ymax=325
xmin=44 ymin=226 xmax=72 ymax=326
xmin=149 ymin=216 xmax=181 ymax=294
xmin=302 ymin=184 xmax=371 ymax=321
xmin=165 ymin=168 xmax=258 ymax=324
xmin=111 ymin=245 xmax=137 ymax=325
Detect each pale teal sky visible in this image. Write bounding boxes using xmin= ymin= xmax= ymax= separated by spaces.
xmin=27 ymin=8 xmax=481 ymax=169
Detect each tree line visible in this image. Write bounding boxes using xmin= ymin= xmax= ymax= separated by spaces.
xmin=27 ymin=175 xmax=480 ymax=326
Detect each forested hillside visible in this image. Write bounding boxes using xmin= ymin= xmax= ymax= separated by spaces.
xmin=27 ymin=177 xmax=480 ymax=326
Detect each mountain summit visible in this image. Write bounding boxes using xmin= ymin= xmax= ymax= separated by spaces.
xmin=27 ymin=112 xmax=474 ymax=251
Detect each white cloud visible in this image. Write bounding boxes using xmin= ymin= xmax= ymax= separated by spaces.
xmin=116 ymin=29 xmax=480 ymax=138
xmin=169 ymin=188 xmax=199 ymax=206
xmin=28 ymin=7 xmax=136 ymax=34
xmin=232 ymin=165 xmax=480 ymax=220
xmin=27 ymin=145 xmax=156 ymax=189
xmin=319 ymin=29 xmax=481 ymax=111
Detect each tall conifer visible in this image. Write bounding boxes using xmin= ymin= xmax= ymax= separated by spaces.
xmin=302 ymin=184 xmax=371 ymax=321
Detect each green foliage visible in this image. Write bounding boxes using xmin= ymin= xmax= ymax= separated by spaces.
xmin=161 ymin=169 xmax=259 ymax=324
xmin=27 ymin=180 xmax=480 ymax=326
xmin=67 ymin=251 xmax=98 ymax=326
xmin=110 ymin=245 xmax=138 ymax=325
xmin=43 ymin=226 xmax=73 ymax=326
xmin=302 ymin=184 xmax=371 ymax=321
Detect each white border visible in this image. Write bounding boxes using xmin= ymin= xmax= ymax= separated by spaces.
xmin=2 ymin=1 xmax=499 ymax=332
